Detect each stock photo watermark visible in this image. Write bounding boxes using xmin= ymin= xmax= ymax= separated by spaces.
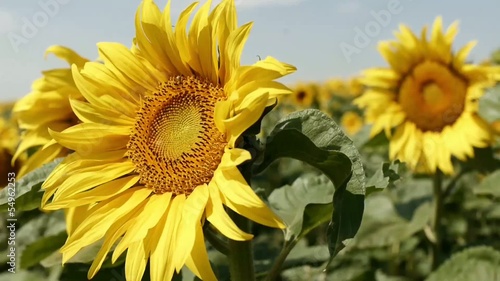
xmin=7 ymin=0 xmax=71 ymax=53
xmin=340 ymin=0 xmax=412 ymax=63
xmin=5 ymin=172 xmax=16 ymax=273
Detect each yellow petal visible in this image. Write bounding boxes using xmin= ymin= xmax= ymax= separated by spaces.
xmin=49 ymin=123 xmax=130 ymax=153
xmin=44 ymin=45 xmax=88 ymax=68
xmin=206 ymin=181 xmax=253 ymax=241
xmin=223 ymin=92 xmax=268 ymax=147
xmin=185 ymin=223 xmax=217 ymax=281
xmin=112 ymin=193 xmax=172 ymax=263
xmin=125 ymin=240 xmax=148 ymax=281
xmin=174 ymin=185 xmax=209 ymax=271
xmin=150 ymin=195 xmax=185 ymax=281
xmin=215 ymin=167 xmax=285 ymax=229
xmin=61 ymin=187 xmax=152 ymax=263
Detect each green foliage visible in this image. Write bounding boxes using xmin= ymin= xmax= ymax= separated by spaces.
xmin=255 ymin=109 xmax=365 ymax=261
xmin=479 ymin=84 xmax=500 ymax=123
xmin=366 ymin=160 xmax=405 ymax=196
xmin=268 ymin=175 xmax=334 ymax=241
xmin=426 ymin=246 xmax=500 ymax=281
xmin=21 ymin=231 xmax=67 ymax=269
xmin=0 ymin=158 xmax=64 ymax=212
xmin=475 ymin=170 xmax=500 ymax=197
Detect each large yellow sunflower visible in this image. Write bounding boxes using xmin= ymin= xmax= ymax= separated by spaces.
xmin=354 ymin=16 xmax=500 ymax=174
xmin=41 ymin=0 xmax=295 ymax=280
xmin=12 ymin=46 xmax=89 ymax=178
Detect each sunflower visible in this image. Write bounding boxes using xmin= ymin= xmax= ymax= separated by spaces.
xmin=290 ymin=82 xmax=317 ymax=107
xmin=354 ymin=16 xmax=500 ymax=174
xmin=347 ymin=77 xmax=364 ymax=97
xmin=341 ymin=111 xmax=363 ymax=136
xmin=41 ymin=0 xmax=295 ymax=280
xmin=0 ymin=103 xmax=22 ymax=187
xmin=12 ymin=46 xmax=89 ymax=178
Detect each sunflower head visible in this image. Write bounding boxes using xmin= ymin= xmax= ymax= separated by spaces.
xmin=12 ymin=46 xmax=88 ymax=178
xmin=289 ymin=82 xmax=317 ymax=107
xmin=41 ymin=0 xmax=295 ymax=280
xmin=354 ymin=16 xmax=500 ymax=174
xmin=341 ymin=111 xmax=364 ymax=136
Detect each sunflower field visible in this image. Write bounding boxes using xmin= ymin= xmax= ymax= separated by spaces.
xmin=1 ymin=1 xmax=500 ymax=280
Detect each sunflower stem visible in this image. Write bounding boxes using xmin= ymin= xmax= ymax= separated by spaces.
xmin=431 ymin=169 xmax=444 ymax=269
xmin=228 ymin=211 xmax=255 ymax=281
xmin=265 ymin=238 xmax=298 ymax=281
xmin=204 ymin=223 xmax=230 ymax=255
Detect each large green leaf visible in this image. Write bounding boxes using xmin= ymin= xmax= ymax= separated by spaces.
xmin=268 ymin=175 xmax=334 ymax=241
xmin=426 ymin=246 xmax=500 ymax=281
xmin=21 ymin=231 xmax=67 ymax=269
xmin=0 ymin=158 xmax=64 ymax=212
xmin=351 ymin=194 xmax=431 ymax=249
xmin=474 ymin=170 xmax=500 ymax=197
xmin=478 ymin=84 xmax=500 ymax=123
xmin=255 ymin=109 xmax=365 ymax=259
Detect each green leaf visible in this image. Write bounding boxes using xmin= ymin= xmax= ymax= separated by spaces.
xmin=366 ymin=160 xmax=405 ymax=196
xmin=21 ymin=231 xmax=67 ymax=269
xmin=474 ymin=170 xmax=500 ymax=197
xmin=426 ymin=246 xmax=500 ymax=281
xmin=284 ymin=241 xmax=330 ymax=268
xmin=375 ymin=270 xmax=411 ymax=281
xmin=0 ymin=158 xmax=64 ymax=212
xmin=268 ymin=175 xmax=334 ymax=241
xmin=351 ymin=194 xmax=431 ymax=249
xmin=255 ymin=109 xmax=365 ymax=258
xmin=254 ymin=125 xmax=352 ymax=189
xmin=478 ymin=84 xmax=500 ymax=123
xmin=0 ymin=269 xmax=49 ymax=281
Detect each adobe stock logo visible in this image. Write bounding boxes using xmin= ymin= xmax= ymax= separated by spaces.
xmin=7 ymin=0 xmax=71 ymax=53
xmin=340 ymin=0 xmax=408 ymax=63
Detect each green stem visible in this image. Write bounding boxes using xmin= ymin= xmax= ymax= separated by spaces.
xmin=265 ymin=239 xmax=298 ymax=281
xmin=431 ymin=169 xmax=444 ymax=269
xmin=228 ymin=211 xmax=255 ymax=281
xmin=442 ymin=168 xmax=470 ymax=198
xmin=204 ymin=223 xmax=230 ymax=255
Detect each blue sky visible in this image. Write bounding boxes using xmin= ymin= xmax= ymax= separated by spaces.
xmin=1 ymin=0 xmax=499 ymax=102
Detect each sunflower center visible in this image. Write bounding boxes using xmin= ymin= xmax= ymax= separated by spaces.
xmin=398 ymin=61 xmax=467 ymax=132
xmin=297 ymin=91 xmax=306 ymax=101
xmin=127 ymin=76 xmax=227 ymax=195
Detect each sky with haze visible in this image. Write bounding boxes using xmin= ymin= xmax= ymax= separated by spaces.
xmin=1 ymin=0 xmax=499 ymax=101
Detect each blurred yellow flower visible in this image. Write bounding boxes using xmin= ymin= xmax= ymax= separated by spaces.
xmin=354 ymin=16 xmax=500 ymax=174
xmin=491 ymin=120 xmax=500 ymax=135
xmin=290 ymin=82 xmax=317 ymax=107
xmin=347 ymin=77 xmax=364 ymax=97
xmin=12 ymin=46 xmax=89 ymax=178
xmin=341 ymin=111 xmax=363 ymax=136
xmin=0 ymin=103 xmax=22 ymax=187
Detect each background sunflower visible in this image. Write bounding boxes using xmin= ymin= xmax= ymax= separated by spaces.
xmin=354 ymin=16 xmax=500 ymax=174
xmin=12 ymin=46 xmax=89 ymax=178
